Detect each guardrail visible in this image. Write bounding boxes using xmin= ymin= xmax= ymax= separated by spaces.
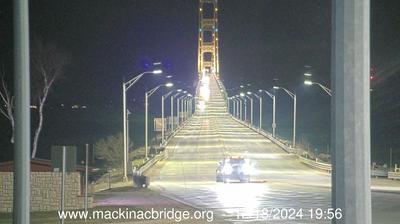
xmin=371 ymin=169 xmax=388 ymax=178
xmin=230 ymin=115 xmax=398 ymax=177
xmin=136 ymin=117 xmax=193 ymax=175
xmin=388 ymin=172 xmax=400 ymax=180
xmin=137 ymin=151 xmax=167 ymax=175
xmin=298 ymin=156 xmax=332 ymax=172
xmin=230 ymin=116 xmax=296 ymax=154
xmin=231 ymin=115 xmax=331 ymax=172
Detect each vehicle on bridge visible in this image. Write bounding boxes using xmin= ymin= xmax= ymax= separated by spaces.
xmin=216 ymin=156 xmax=252 ymax=183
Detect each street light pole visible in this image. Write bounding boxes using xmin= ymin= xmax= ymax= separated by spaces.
xmin=161 ymin=94 xmax=164 ymax=144
xmin=259 ymin=89 xmax=276 ymax=137
xmin=122 ymin=83 xmax=127 ymax=181
xmin=145 ymin=91 xmax=149 ymax=159
xmin=170 ymin=91 xmax=182 ymax=132
xmin=232 ymin=98 xmax=236 ymax=116
xmin=236 ymin=96 xmax=240 ymax=119
xmin=13 ymin=0 xmax=31 ymax=221
xmin=250 ymin=92 xmax=262 ymax=130
xmin=227 ymin=97 xmax=230 ymax=113
xmin=245 ymin=92 xmax=254 ymax=126
xmin=161 ymin=90 xmax=175 ymax=144
xmin=304 ymin=80 xmax=332 ymax=96
xmin=145 ymin=83 xmax=173 ymax=159
xmin=244 ymin=98 xmax=247 ymax=122
xmin=177 ymin=94 xmax=186 ymax=126
xmin=274 ymin=86 xmax=296 ymax=148
xmin=122 ymin=69 xmax=162 ymax=181
xmin=239 ymin=97 xmax=243 ymax=120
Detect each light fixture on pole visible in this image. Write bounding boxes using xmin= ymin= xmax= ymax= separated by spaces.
xmin=273 ymin=86 xmax=296 ymax=148
xmin=145 ymin=82 xmax=173 ymax=159
xmin=304 ymin=80 xmax=332 ymax=96
xmin=258 ymin=89 xmax=276 ymax=137
xmin=122 ymin=69 xmax=162 ymax=181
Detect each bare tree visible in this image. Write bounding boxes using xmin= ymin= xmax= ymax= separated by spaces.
xmin=31 ymin=39 xmax=70 ymax=158
xmin=0 ymin=71 xmax=14 ymax=144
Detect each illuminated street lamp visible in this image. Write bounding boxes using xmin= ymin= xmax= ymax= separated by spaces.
xmin=304 ymin=80 xmax=332 ymax=96
xmin=122 ymin=69 xmax=162 ymax=181
xmin=258 ymin=89 xmax=276 ymax=137
xmin=273 ymin=86 xmax=296 ymax=148
xmin=145 ymin=82 xmax=173 ymax=159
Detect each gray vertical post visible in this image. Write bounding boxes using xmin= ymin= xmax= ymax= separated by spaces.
xmin=236 ymin=100 xmax=239 ymax=118
xmin=145 ymin=92 xmax=149 ymax=159
xmin=244 ymin=98 xmax=247 ymax=122
xmin=239 ymin=99 xmax=242 ymax=120
xmin=177 ymin=99 xmax=180 ymax=126
xmin=13 ymin=0 xmax=30 ymax=223
xmin=259 ymin=97 xmax=262 ymax=130
xmin=250 ymin=97 xmax=253 ymax=126
xmin=233 ymin=100 xmax=236 ymax=117
xmin=170 ymin=96 xmax=174 ymax=131
xmin=180 ymin=98 xmax=184 ymax=123
xmin=61 ymin=146 xmax=66 ymax=224
xmin=85 ymin=144 xmax=89 ymax=213
xmin=293 ymin=95 xmax=296 ymax=148
xmin=227 ymin=98 xmax=230 ymax=113
xmin=122 ymin=83 xmax=128 ymax=181
xmin=272 ymin=95 xmax=276 ymax=137
xmin=184 ymin=99 xmax=187 ymax=122
xmin=389 ymin=148 xmax=392 ymax=170
xmin=332 ymin=0 xmax=371 ymax=223
xmin=161 ymin=96 xmax=165 ymax=143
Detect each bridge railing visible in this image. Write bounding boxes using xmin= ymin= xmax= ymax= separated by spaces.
xmin=136 ymin=116 xmax=194 ymax=175
xmin=236 ymin=118 xmax=324 ymax=170
xmin=213 ymin=74 xmax=228 ymax=109
xmin=230 ymin=115 xmax=398 ymax=177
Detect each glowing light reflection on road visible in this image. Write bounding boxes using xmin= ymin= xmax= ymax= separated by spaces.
xmin=215 ymin=183 xmax=268 ymax=217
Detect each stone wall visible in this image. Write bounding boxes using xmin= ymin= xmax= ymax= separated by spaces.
xmin=0 ymin=172 xmax=93 ymax=212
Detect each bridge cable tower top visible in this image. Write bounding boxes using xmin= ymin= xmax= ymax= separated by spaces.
xmin=198 ymin=0 xmax=220 ymax=79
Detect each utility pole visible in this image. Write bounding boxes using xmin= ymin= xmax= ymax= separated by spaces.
xmin=13 ymin=0 xmax=31 ymax=223
xmin=85 ymin=144 xmax=89 ymax=213
xmin=331 ymin=0 xmax=371 ymax=223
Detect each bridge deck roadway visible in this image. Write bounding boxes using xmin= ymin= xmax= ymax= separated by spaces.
xmin=146 ymin=75 xmax=400 ymax=223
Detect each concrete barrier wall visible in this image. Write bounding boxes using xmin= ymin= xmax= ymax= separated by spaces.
xmin=0 ymin=172 xmax=92 ymax=212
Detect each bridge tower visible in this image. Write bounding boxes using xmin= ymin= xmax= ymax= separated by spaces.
xmin=198 ymin=0 xmax=219 ymax=78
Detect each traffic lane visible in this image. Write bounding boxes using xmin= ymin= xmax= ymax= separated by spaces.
xmin=158 ymin=116 xmax=326 ymax=184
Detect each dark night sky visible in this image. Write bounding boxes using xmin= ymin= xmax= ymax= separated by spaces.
xmin=1 ymin=1 xmax=399 ymax=105
xmin=1 ymin=0 xmax=400 ymax=161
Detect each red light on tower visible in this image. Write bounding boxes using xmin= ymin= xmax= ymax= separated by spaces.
xmin=370 ymin=66 xmax=376 ymax=81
